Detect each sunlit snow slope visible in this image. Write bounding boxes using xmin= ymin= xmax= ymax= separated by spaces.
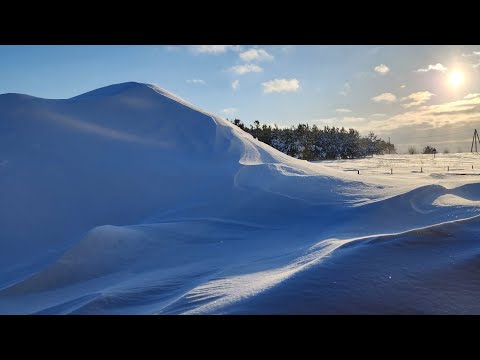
xmin=1 ymin=82 xmax=480 ymax=314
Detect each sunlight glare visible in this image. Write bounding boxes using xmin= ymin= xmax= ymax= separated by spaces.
xmin=448 ymin=70 xmax=464 ymax=88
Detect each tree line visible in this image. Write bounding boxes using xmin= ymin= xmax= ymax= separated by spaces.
xmin=230 ymin=119 xmax=396 ymax=160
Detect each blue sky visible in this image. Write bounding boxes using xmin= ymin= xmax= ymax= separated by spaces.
xmin=1 ymin=45 xmax=480 ymax=152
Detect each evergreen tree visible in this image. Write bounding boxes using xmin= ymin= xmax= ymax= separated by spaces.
xmin=230 ymin=119 xmax=394 ymax=161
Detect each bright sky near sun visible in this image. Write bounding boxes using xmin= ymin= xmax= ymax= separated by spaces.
xmin=1 ymin=45 xmax=479 ymax=152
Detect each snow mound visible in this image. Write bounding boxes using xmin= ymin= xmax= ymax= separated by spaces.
xmin=1 ymin=82 xmax=480 ymax=314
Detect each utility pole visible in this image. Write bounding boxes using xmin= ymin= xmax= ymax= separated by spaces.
xmin=471 ymin=129 xmax=480 ymax=153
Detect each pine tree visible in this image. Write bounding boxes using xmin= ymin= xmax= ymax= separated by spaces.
xmin=230 ymin=118 xmax=394 ymax=161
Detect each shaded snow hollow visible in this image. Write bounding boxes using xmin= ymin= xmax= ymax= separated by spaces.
xmin=1 ymin=82 xmax=480 ymax=314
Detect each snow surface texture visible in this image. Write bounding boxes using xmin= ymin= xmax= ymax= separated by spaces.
xmin=1 ymin=82 xmax=480 ymax=314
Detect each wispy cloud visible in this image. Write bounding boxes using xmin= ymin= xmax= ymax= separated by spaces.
xmin=262 ymin=79 xmax=300 ymax=94
xmin=221 ymin=108 xmax=238 ymax=115
xmin=339 ymin=82 xmax=351 ymax=96
xmin=190 ymin=45 xmax=241 ymax=54
xmin=372 ymin=113 xmax=386 ymax=117
xmin=372 ymin=92 xmax=397 ymax=103
xmin=335 ymin=108 xmax=352 ymax=113
xmin=462 ymin=51 xmax=480 ymax=57
xmin=239 ymin=48 xmax=274 ymax=62
xmin=465 ymin=93 xmax=480 ymax=99
xmin=186 ymin=79 xmax=205 ymax=85
xmin=230 ymin=64 xmax=263 ymax=75
xmin=370 ymin=97 xmax=480 ymax=132
xmin=461 ymin=51 xmax=480 ymax=69
xmin=415 ymin=63 xmax=447 ymax=73
xmin=400 ymin=84 xmax=406 ymax=89
xmin=374 ymin=64 xmax=390 ymax=74
xmin=402 ymin=91 xmax=435 ymax=108
xmin=232 ymin=79 xmax=240 ymax=90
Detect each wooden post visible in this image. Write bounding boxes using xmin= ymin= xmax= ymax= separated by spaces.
xmin=421 ymin=167 xmax=423 ymax=173
xmin=357 ymin=170 xmax=359 ymax=175
xmin=447 ymin=166 xmax=449 ymax=172
xmin=390 ymin=168 xmax=393 ymax=175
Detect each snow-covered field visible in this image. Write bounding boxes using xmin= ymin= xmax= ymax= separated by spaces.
xmin=1 ymin=82 xmax=480 ymax=314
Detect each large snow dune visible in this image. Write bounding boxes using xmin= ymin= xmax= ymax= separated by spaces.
xmin=1 ymin=82 xmax=480 ymax=314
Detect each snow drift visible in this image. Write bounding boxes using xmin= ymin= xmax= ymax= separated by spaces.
xmin=1 ymin=82 xmax=480 ymax=314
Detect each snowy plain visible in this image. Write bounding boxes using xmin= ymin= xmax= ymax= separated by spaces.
xmin=1 ymin=82 xmax=480 ymax=314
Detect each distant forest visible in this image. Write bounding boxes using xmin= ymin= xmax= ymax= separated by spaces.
xmin=230 ymin=119 xmax=396 ymax=160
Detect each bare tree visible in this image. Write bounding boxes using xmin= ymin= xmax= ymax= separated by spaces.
xmin=422 ymin=146 xmax=436 ymax=154
xmin=408 ymin=146 xmax=417 ymax=155
xmin=443 ymin=148 xmax=450 ymax=154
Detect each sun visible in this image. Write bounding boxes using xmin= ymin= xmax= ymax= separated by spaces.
xmin=448 ymin=70 xmax=464 ymax=88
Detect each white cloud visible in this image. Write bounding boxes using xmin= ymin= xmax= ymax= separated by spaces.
xmin=190 ymin=45 xmax=241 ymax=54
xmin=465 ymin=93 xmax=480 ymax=99
xmin=372 ymin=113 xmax=386 ymax=117
xmin=186 ymin=79 xmax=205 ymax=85
xmin=339 ymin=82 xmax=351 ymax=96
xmin=374 ymin=64 xmax=390 ymax=74
xmin=232 ymin=79 xmax=240 ymax=90
xmin=335 ymin=108 xmax=352 ymax=113
xmin=402 ymin=91 xmax=435 ymax=108
xmin=239 ymin=48 xmax=274 ymax=62
xmin=400 ymin=84 xmax=406 ymax=88
xmin=343 ymin=116 xmax=365 ymax=122
xmin=372 ymin=92 xmax=397 ymax=103
xmin=262 ymin=78 xmax=300 ymax=94
xmin=230 ymin=64 xmax=263 ymax=75
xmin=165 ymin=46 xmax=179 ymax=52
xmin=415 ymin=63 xmax=448 ymax=73
xmin=221 ymin=108 xmax=238 ymax=115
xmin=474 ymin=63 xmax=480 ymax=69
